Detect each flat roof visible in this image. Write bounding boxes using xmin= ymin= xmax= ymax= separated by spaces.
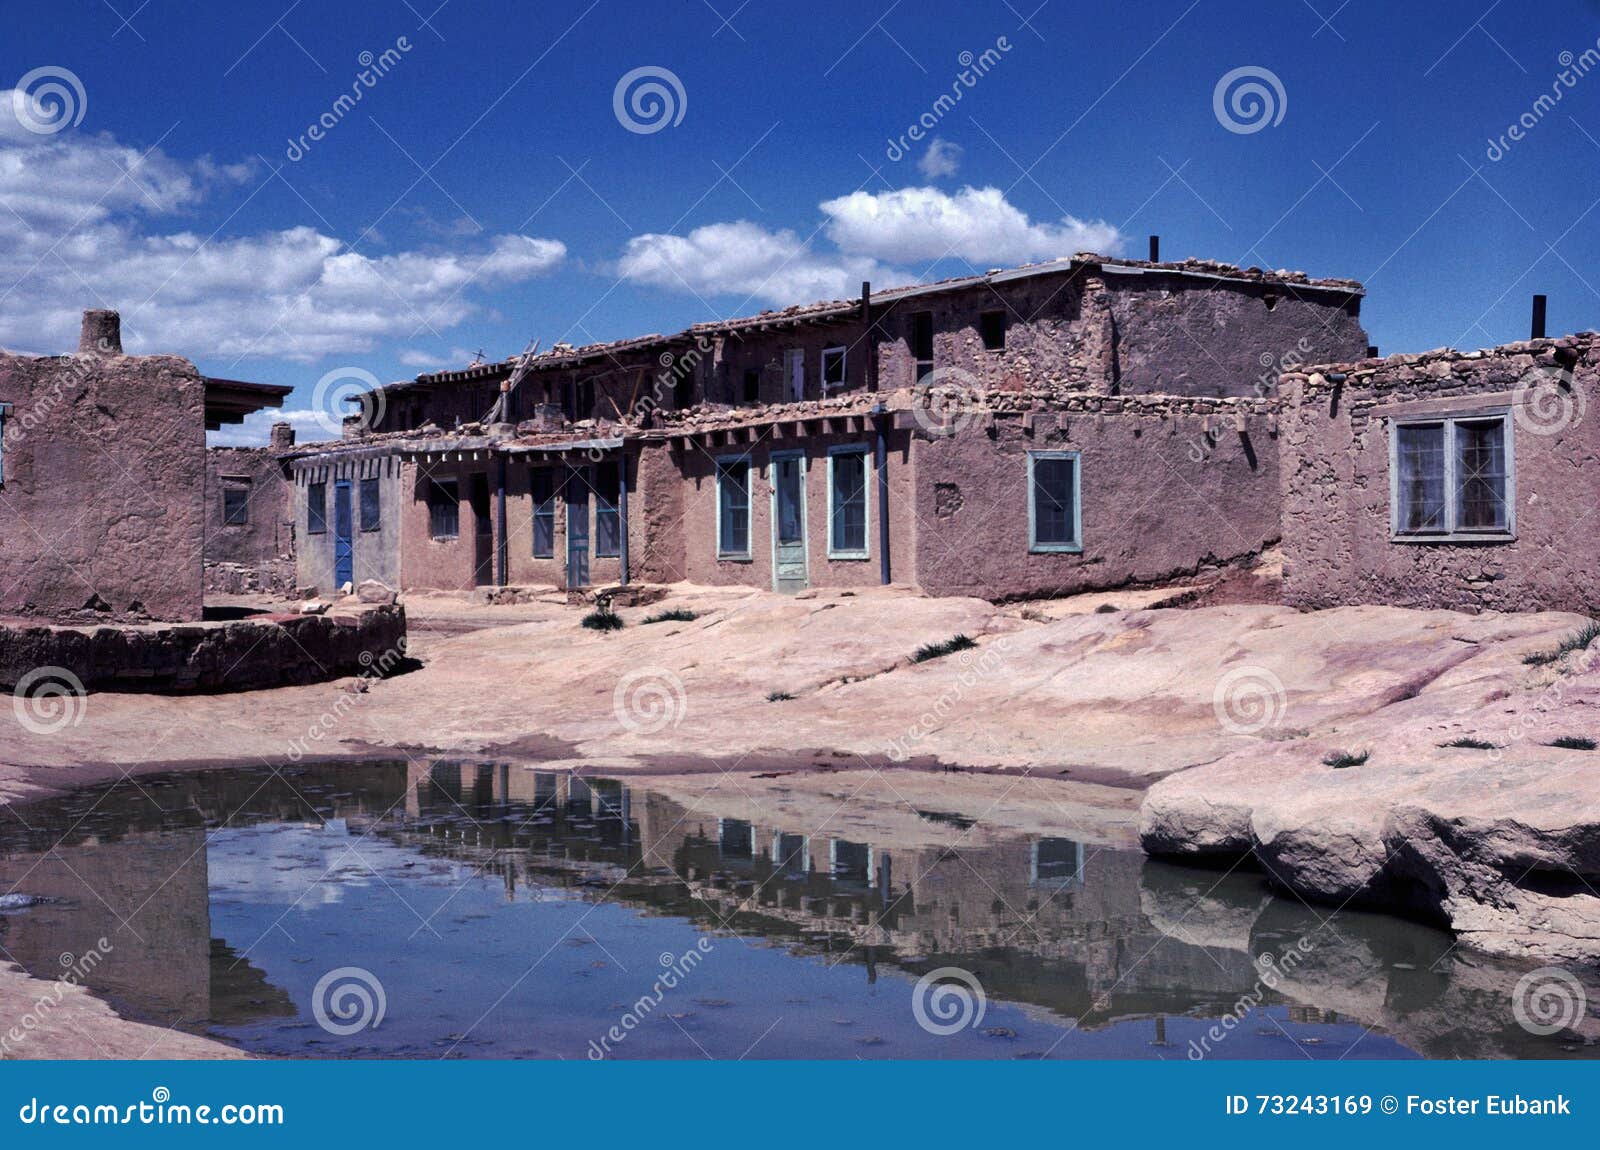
xmin=204 ymin=377 xmax=292 ymax=430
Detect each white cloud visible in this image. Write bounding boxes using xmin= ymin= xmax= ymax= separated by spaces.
xmin=617 ymin=220 xmax=884 ymax=306
xmin=0 ymin=110 xmax=567 ymax=362
xmin=397 ymin=346 xmax=477 ymax=370
xmin=918 ymin=138 xmax=962 ymax=180
xmin=821 ymin=185 xmax=1122 ymax=266
xmin=616 ymin=185 xmax=1121 ymax=307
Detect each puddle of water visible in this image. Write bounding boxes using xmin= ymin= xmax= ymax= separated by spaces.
xmin=0 ymin=761 xmax=1592 ymax=1060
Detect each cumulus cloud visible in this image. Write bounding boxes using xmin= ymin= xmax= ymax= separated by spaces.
xmin=0 ymin=110 xmax=566 ymax=362
xmin=918 ymin=138 xmax=963 ymax=180
xmin=820 ymin=185 xmax=1122 ymax=266
xmin=616 ymin=185 xmax=1120 ymax=307
xmin=617 ymin=221 xmax=883 ymax=306
xmin=208 ymin=407 xmax=341 ymax=448
xmin=397 ymin=346 xmax=478 ymax=370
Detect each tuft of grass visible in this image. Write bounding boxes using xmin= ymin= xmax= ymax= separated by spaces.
xmin=766 ymin=690 xmax=795 ymax=702
xmin=581 ymin=605 xmax=624 ymax=632
xmin=1523 ymin=621 xmax=1600 ymax=666
xmin=642 ymin=607 xmax=699 ymax=625
xmin=911 ymin=633 xmax=979 ymax=664
xmin=1547 ymin=735 xmax=1597 ymax=751
xmin=1440 ymin=736 xmax=1498 ymax=750
xmin=1323 ymin=749 xmax=1370 ymax=769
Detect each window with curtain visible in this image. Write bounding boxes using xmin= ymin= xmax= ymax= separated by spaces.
xmin=595 ymin=462 xmax=621 ymax=558
xmin=1392 ymin=415 xmax=1510 ymax=538
xmin=716 ymin=458 xmax=750 ymax=558
xmin=532 ymin=469 xmax=556 ymax=558
xmin=829 ymin=448 xmax=868 ymax=557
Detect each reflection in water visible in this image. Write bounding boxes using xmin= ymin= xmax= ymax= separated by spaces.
xmin=0 ymin=761 xmax=1592 ymax=1060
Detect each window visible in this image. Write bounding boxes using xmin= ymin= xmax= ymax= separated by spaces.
xmin=1391 ymin=413 xmax=1513 ymax=539
xmin=595 ymin=461 xmax=621 ymax=558
xmin=307 ymin=482 xmax=327 ymax=534
xmin=532 ymin=469 xmax=556 ymax=558
xmin=980 ymin=310 xmax=1007 ymax=351
xmin=716 ymin=457 xmax=751 ymax=559
xmin=827 ymin=446 xmax=870 ymax=559
xmin=1028 ymin=451 xmax=1081 ymax=552
xmin=743 ymin=369 xmax=761 ymax=404
xmin=821 ymin=346 xmax=847 ymax=392
xmin=428 ymin=478 xmax=459 ymax=539
xmin=359 ymin=476 xmax=380 ymax=531
xmin=222 ymin=482 xmax=250 ymax=526
xmin=909 ymin=311 xmax=934 ymax=382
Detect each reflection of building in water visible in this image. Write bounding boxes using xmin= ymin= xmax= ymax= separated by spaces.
xmin=391 ymin=764 xmax=1265 ymax=1027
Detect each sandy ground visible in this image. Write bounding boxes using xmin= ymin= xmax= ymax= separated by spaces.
xmin=1 ymin=573 xmax=1594 ymax=1056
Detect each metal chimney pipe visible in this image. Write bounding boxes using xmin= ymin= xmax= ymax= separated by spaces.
xmin=1531 ymin=295 xmax=1547 ymax=340
xmin=1148 ymin=235 xmax=1160 ymax=262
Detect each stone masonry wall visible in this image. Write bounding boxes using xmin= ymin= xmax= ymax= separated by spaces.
xmin=1280 ymin=336 xmax=1600 ymax=613
xmin=204 ymin=445 xmax=295 ymax=594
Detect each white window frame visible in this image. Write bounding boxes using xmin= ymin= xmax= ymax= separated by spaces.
xmin=1027 ymin=450 xmax=1083 ymax=553
xmin=825 ymin=443 xmax=872 ymax=561
xmin=715 ymin=453 xmax=753 ymax=561
xmin=1388 ymin=410 xmax=1516 ymax=543
xmin=821 ymin=345 xmax=848 ymax=393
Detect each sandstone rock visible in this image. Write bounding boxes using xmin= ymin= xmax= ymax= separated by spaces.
xmin=356 ymin=580 xmax=397 ymax=605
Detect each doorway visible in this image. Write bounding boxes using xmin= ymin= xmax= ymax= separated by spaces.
xmin=333 ymin=480 xmax=354 ymax=589
xmin=566 ymin=469 xmax=590 ymax=589
xmin=770 ymin=451 xmax=808 ymax=593
xmin=469 ymin=473 xmax=493 ymax=587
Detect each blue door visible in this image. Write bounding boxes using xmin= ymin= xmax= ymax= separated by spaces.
xmin=333 ymin=480 xmax=354 ymax=588
xmin=566 ymin=470 xmax=590 ymax=589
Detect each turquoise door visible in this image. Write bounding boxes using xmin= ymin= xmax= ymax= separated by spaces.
xmin=770 ymin=452 xmax=808 ymax=593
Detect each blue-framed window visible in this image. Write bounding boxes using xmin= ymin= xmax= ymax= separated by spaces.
xmin=359 ymin=476 xmax=381 ymax=531
xmin=1389 ymin=412 xmax=1514 ymax=541
xmin=827 ymin=444 xmax=870 ymax=559
xmin=532 ymin=468 xmax=556 ymax=558
xmin=1028 ymin=451 xmax=1081 ymax=553
xmin=716 ymin=456 xmax=751 ymax=559
xmin=307 ymin=481 xmax=327 ymax=534
xmin=595 ymin=461 xmax=621 ymax=558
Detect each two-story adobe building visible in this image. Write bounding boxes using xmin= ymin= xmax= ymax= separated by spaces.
xmin=287 ymin=252 xmax=1367 ymax=602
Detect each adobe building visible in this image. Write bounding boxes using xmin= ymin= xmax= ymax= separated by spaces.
xmin=288 ymin=252 xmax=1367 ymax=601
xmin=0 ymin=310 xmax=290 ymax=622
xmin=204 ymin=421 xmax=299 ymax=596
xmin=1280 ymin=332 xmax=1599 ymax=614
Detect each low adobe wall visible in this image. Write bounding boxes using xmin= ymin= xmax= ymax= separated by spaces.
xmin=1280 ymin=336 xmax=1600 ymax=613
xmin=913 ymin=394 xmax=1280 ymax=600
xmin=0 ymin=604 xmax=406 ymax=694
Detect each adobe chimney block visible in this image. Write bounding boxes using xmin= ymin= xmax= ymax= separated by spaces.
xmin=270 ymin=422 xmax=297 ymax=451
xmin=79 ymin=309 xmax=121 ymax=355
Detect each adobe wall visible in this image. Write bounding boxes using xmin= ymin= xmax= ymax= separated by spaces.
xmin=1101 ymin=272 xmax=1367 ymax=398
xmin=501 ymin=451 xmax=655 ymax=589
xmin=672 ymin=425 xmax=917 ymax=590
xmin=291 ymin=454 xmax=404 ymax=594
xmin=1280 ymin=338 xmax=1600 ymax=613
xmin=712 ymin=320 xmax=871 ymax=405
xmin=204 ymin=446 xmax=295 ymax=594
xmin=398 ymin=456 xmax=486 ymax=592
xmin=0 ymin=350 xmax=205 ymax=622
xmin=913 ymin=395 xmax=1280 ymax=600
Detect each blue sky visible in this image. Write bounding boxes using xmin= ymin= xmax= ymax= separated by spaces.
xmin=4 ymin=0 xmax=1599 ymax=443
